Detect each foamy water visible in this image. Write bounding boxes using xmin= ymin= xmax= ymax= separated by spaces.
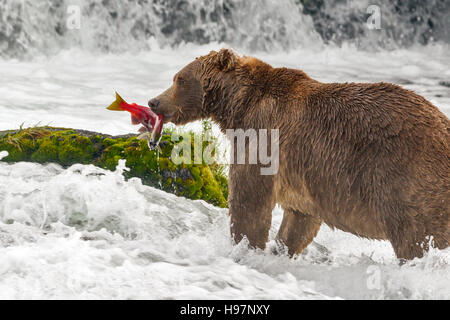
xmin=0 ymin=43 xmax=449 ymax=299
xmin=0 ymin=157 xmax=448 ymax=299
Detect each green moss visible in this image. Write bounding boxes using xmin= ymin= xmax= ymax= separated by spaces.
xmin=58 ymin=135 xmax=95 ymax=166
xmin=0 ymin=126 xmax=229 ymax=208
xmin=30 ymin=137 xmax=59 ymax=163
xmin=198 ymin=166 xmax=227 ymax=207
xmin=183 ymin=166 xmax=204 ymax=199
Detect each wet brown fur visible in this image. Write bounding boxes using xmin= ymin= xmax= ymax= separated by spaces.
xmin=150 ymin=49 xmax=450 ymax=260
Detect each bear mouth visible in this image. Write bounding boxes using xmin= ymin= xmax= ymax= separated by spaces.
xmin=160 ymin=109 xmax=179 ymax=124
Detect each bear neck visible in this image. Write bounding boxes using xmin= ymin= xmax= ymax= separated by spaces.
xmin=202 ymin=72 xmax=250 ymax=132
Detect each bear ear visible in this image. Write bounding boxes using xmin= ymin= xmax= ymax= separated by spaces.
xmin=201 ymin=49 xmax=237 ymax=72
xmin=216 ymin=49 xmax=238 ymax=72
xmin=200 ymin=49 xmax=239 ymax=73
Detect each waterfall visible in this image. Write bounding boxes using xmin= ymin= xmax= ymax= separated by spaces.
xmin=0 ymin=0 xmax=448 ymax=59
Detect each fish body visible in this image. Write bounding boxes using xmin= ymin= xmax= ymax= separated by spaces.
xmin=107 ymin=92 xmax=164 ymax=149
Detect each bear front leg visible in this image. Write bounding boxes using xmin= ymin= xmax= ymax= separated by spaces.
xmin=276 ymin=208 xmax=322 ymax=256
xmin=228 ymin=164 xmax=276 ymax=250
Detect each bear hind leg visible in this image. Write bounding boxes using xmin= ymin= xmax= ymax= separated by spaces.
xmin=386 ymin=217 xmax=428 ymax=261
xmin=387 ymin=210 xmax=449 ymax=260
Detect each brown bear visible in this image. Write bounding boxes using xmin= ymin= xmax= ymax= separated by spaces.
xmin=148 ymin=49 xmax=450 ymax=260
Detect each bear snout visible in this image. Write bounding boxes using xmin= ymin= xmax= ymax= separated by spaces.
xmin=148 ymin=98 xmax=160 ymax=112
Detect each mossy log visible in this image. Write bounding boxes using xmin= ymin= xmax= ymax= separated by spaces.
xmin=0 ymin=127 xmax=228 ymax=208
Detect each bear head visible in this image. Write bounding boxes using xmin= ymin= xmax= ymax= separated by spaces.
xmin=148 ymin=48 xmax=240 ymax=126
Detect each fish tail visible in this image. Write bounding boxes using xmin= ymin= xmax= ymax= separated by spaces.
xmin=107 ymin=92 xmax=126 ymax=111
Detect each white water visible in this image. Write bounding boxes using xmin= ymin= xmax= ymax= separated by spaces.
xmin=0 ymin=42 xmax=449 ymax=299
xmin=0 ymin=157 xmax=448 ymax=300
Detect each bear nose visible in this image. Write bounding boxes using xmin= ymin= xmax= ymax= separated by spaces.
xmin=148 ymin=98 xmax=160 ymax=111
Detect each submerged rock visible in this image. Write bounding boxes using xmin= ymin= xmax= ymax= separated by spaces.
xmin=0 ymin=127 xmax=228 ymax=208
